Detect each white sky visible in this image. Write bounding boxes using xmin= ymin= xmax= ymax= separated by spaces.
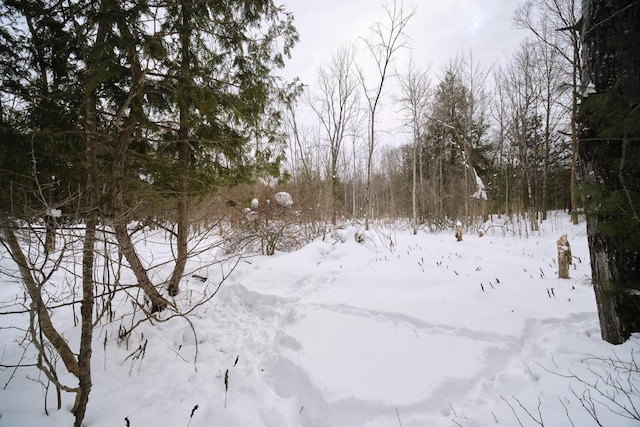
xmin=276 ymin=0 xmax=529 ymax=147
xmin=279 ymin=0 xmax=527 ymax=85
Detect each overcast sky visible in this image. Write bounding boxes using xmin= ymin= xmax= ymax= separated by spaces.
xmin=276 ymin=0 xmax=529 ymax=144
xmin=279 ymin=0 xmax=527 ymax=85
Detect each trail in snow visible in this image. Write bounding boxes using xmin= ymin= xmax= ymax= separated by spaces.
xmin=1 ymin=215 xmax=639 ymax=427
xmin=229 ymin=223 xmax=605 ymax=426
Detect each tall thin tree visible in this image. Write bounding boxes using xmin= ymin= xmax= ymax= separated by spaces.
xmin=309 ymin=44 xmax=361 ymax=225
xmin=397 ymin=58 xmax=431 ymax=234
xmin=515 ymin=0 xmax=582 ymax=224
xmin=359 ymin=0 xmax=415 ymax=230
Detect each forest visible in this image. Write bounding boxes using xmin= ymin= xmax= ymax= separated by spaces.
xmin=282 ymin=0 xmax=582 ymax=233
xmin=0 ymin=0 xmax=638 ymax=426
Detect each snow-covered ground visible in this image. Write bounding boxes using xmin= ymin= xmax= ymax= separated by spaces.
xmin=1 ymin=213 xmax=639 ymax=426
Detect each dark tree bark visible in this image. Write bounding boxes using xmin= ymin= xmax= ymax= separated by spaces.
xmin=73 ymin=53 xmax=100 ymax=427
xmin=579 ymin=0 xmax=640 ymax=344
xmin=1 ymin=223 xmax=80 ymax=377
xmin=110 ymin=2 xmax=171 ymax=313
xmin=168 ymin=0 xmax=192 ymax=297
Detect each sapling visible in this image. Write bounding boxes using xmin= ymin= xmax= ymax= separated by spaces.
xmin=187 ymin=404 xmax=199 ymax=427
xmin=103 ymin=333 xmax=108 ymax=370
xmin=395 ymin=407 xmax=404 ymax=427
xmin=224 ymin=369 xmax=229 ymax=408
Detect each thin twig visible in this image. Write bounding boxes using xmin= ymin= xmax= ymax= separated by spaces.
xmin=395 ymin=407 xmax=404 ymax=427
xmin=559 ymin=396 xmax=576 ymax=427
xmin=501 ymin=395 xmax=525 ymax=427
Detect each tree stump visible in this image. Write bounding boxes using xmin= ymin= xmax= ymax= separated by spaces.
xmin=557 ymin=234 xmax=572 ymax=279
xmin=455 ymin=221 xmax=462 ymax=242
xmin=44 ymin=220 xmax=56 ymax=254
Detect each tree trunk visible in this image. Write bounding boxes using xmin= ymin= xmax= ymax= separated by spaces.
xmin=331 ymin=156 xmax=338 ymax=226
xmin=168 ymin=1 xmax=191 ymax=297
xmin=412 ymin=127 xmax=418 ymax=235
xmin=579 ymin=0 xmax=640 ymax=344
xmin=570 ymin=45 xmax=580 ymax=225
xmin=168 ymin=130 xmax=188 ymax=297
xmin=542 ymin=74 xmax=552 ymax=221
xmin=73 ymin=62 xmax=100 ymax=426
xmin=557 ymin=234 xmax=571 ymax=279
xmin=112 ymin=124 xmax=169 ymax=313
xmin=1 ymin=223 xmax=80 ymax=377
xmin=110 ymin=7 xmax=170 ymax=313
xmin=44 ymin=216 xmax=56 ymax=254
xmin=365 ymin=114 xmax=374 ymax=231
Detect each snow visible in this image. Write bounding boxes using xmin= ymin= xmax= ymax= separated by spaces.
xmin=471 ymin=167 xmax=487 ymax=200
xmin=275 ymin=191 xmax=294 ymax=207
xmin=1 ymin=213 xmax=639 ymax=427
xmin=48 ymin=208 xmax=62 ymax=218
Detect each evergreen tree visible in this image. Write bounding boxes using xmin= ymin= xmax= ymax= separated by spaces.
xmin=425 ymin=68 xmax=489 ymax=221
xmin=1 ymin=1 xmax=299 ymax=423
xmin=152 ymin=0 xmax=298 ymax=294
xmin=0 ymin=0 xmax=84 ymax=220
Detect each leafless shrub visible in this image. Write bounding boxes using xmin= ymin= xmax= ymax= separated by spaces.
xmin=500 ymin=346 xmax=640 ymax=426
xmin=221 ymin=188 xmax=326 ymax=255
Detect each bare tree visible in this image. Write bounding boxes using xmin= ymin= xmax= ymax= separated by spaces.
xmin=489 ymin=65 xmax=514 ymax=215
xmin=397 ymin=58 xmax=431 ymax=234
xmin=498 ymin=40 xmax=546 ymax=229
xmin=284 ymin=92 xmax=313 ymax=184
xmin=491 ymin=38 xmax=568 ymax=224
xmin=359 ymin=0 xmax=415 ymax=230
xmin=343 ymin=126 xmax=367 ymax=222
xmin=514 ymin=0 xmax=582 ymax=224
xmin=308 ymin=44 xmax=362 ymax=225
xmin=532 ymin=32 xmax=566 ymax=221
xmin=375 ymin=145 xmax=407 ymax=219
